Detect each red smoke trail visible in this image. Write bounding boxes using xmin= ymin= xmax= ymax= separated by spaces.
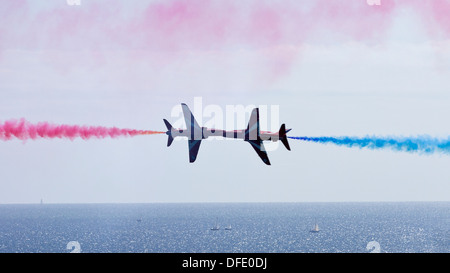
xmin=0 ymin=119 xmax=164 ymax=141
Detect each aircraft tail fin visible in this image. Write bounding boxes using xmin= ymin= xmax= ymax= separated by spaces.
xmin=163 ymin=119 xmax=174 ymax=147
xmin=279 ymin=124 xmax=291 ymax=151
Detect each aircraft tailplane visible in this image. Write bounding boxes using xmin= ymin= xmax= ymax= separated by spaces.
xmin=163 ymin=119 xmax=174 ymax=147
xmin=279 ymin=124 xmax=291 ymax=151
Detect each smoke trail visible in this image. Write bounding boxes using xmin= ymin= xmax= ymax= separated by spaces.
xmin=0 ymin=119 xmax=164 ymax=141
xmin=289 ymin=136 xmax=450 ymax=154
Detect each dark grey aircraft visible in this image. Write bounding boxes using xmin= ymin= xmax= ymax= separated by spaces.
xmin=163 ymin=103 xmax=291 ymax=165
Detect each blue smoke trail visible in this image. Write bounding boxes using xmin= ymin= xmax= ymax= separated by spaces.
xmin=288 ymin=136 xmax=450 ymax=154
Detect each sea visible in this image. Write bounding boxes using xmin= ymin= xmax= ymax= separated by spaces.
xmin=0 ymin=202 xmax=448 ymax=253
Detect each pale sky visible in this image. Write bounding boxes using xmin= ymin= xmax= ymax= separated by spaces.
xmin=1 ymin=0 xmax=450 ymax=203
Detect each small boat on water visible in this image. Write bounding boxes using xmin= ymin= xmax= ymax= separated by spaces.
xmin=211 ymin=224 xmax=220 ymax=230
xmin=310 ymin=222 xmax=319 ymax=233
xmin=224 ymin=225 xmax=232 ymax=230
xmin=211 ymin=219 xmax=220 ymax=230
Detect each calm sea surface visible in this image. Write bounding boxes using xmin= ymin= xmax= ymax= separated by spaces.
xmin=0 ymin=202 xmax=448 ymax=253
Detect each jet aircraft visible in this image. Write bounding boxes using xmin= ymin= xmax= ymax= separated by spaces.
xmin=163 ymin=103 xmax=291 ymax=165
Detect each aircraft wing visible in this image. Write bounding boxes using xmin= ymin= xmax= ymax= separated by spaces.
xmin=245 ymin=108 xmax=260 ymax=141
xmin=181 ymin=103 xmax=203 ymax=162
xmin=248 ymin=139 xmax=271 ymax=165
xmin=188 ymin=139 xmax=202 ymax=163
xmin=181 ymin=103 xmax=202 ymax=140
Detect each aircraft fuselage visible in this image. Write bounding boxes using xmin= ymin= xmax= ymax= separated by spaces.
xmin=168 ymin=128 xmax=281 ymax=141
